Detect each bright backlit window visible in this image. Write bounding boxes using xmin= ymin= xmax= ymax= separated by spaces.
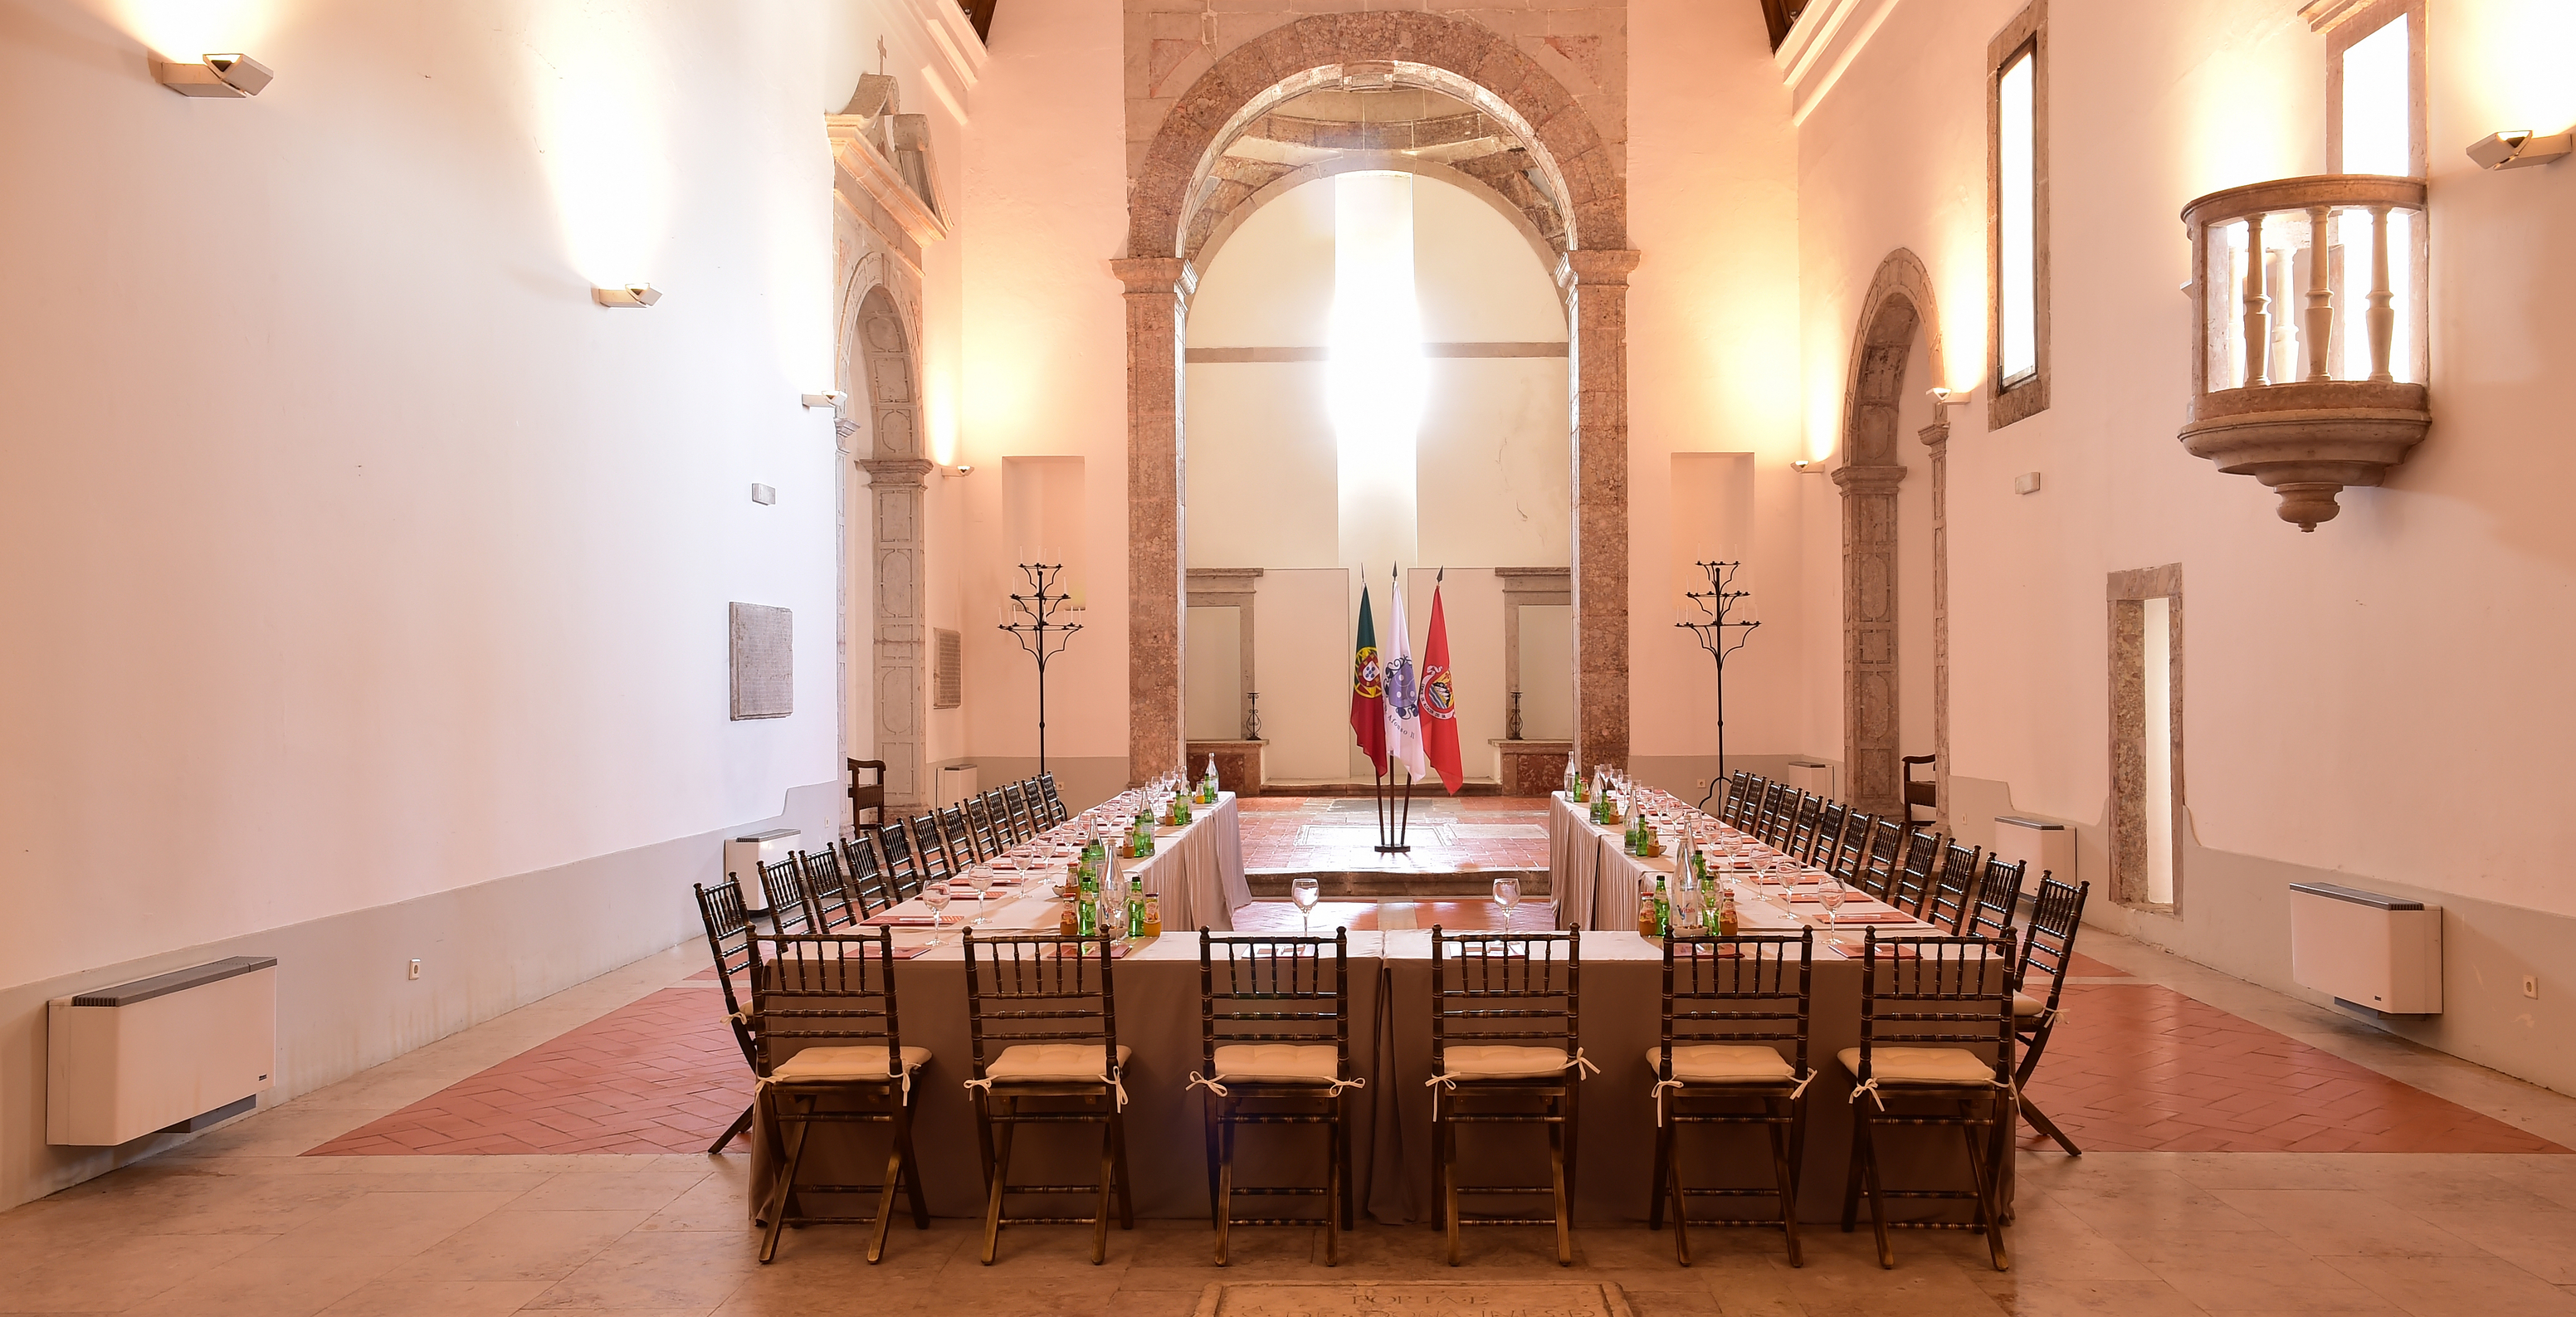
xmin=1997 ymin=49 xmax=2037 ymax=384
xmin=2339 ymin=17 xmax=2412 ymax=175
xmin=1328 ymin=172 xmax=1424 ymax=509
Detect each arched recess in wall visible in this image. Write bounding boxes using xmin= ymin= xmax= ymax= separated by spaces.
xmin=1833 ymin=249 xmax=1951 ymax=822
xmin=837 ymin=277 xmax=932 ymax=811
xmin=1116 ymin=10 xmax=1637 ymax=786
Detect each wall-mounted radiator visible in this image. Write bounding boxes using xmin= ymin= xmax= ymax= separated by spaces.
xmin=937 ymin=763 xmax=980 ymax=807
xmin=2289 ymin=882 xmax=2442 ymax=1016
xmin=1992 ymin=816 xmax=2076 ymax=888
xmin=48 ymin=956 xmax=276 ymax=1146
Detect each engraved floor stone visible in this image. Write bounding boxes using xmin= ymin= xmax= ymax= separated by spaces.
xmin=1192 ymin=1280 xmax=1632 ymax=1317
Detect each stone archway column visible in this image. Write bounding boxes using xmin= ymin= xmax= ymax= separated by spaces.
xmin=1834 ymin=463 xmax=1905 ymax=817
xmin=859 ymin=456 xmax=934 ymax=811
xmin=1113 ymin=256 xmax=1197 ymax=787
xmin=1561 ymin=250 xmax=1642 ymax=776
xmin=1920 ymin=420 xmax=1952 ymax=832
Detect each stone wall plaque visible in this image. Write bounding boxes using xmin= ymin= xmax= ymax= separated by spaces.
xmin=1193 ymin=1281 xmax=1630 ymax=1317
xmin=729 ymin=602 xmax=793 ymax=720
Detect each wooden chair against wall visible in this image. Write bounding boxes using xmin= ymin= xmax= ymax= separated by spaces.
xmin=850 ymin=758 xmax=888 ymax=828
xmin=1900 ymin=754 xmax=1937 ymax=828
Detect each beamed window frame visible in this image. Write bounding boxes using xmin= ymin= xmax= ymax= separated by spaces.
xmin=1987 ymin=1 xmax=2050 ymax=428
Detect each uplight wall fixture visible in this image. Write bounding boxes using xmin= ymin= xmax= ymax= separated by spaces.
xmin=154 ymin=54 xmax=274 ymax=98
xmin=2465 ymin=129 xmax=2573 ymax=171
xmin=1929 ymin=386 xmax=1973 ymax=421
xmin=939 ymin=464 xmax=974 ymax=478
xmin=592 ymin=283 xmax=661 ymax=308
xmin=800 ymin=392 xmax=846 ymax=410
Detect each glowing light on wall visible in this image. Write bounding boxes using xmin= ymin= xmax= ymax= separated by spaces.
xmin=108 ymin=0 xmax=277 ymax=63
xmin=526 ymin=2 xmax=674 ymax=289
xmin=1329 ymin=171 xmax=1423 ymax=566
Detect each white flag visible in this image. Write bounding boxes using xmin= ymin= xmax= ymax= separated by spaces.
xmin=1382 ymin=568 xmax=1430 ymax=780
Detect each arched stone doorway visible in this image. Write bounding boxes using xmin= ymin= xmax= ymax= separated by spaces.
xmin=1835 ymin=250 xmax=1951 ymax=823
xmin=1117 ymin=11 xmax=1637 ymax=787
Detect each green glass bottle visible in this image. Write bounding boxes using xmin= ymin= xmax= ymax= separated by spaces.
xmin=1077 ymin=871 xmax=1100 ymax=936
xmin=1127 ymin=890 xmax=1146 ymax=938
xmin=1654 ymin=874 xmax=1671 ymax=938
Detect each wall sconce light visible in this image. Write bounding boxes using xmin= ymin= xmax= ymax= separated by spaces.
xmin=592 ymin=283 xmax=661 ymax=308
xmin=2466 ymin=129 xmax=2573 ymax=171
xmin=750 ymin=484 xmax=778 ymax=505
xmin=154 ymin=53 xmax=274 ymax=98
xmin=1792 ymin=459 xmax=1824 ymax=472
xmin=939 ymin=464 xmax=974 ymax=478
xmin=1929 ymin=386 xmax=1973 ymax=420
xmin=800 ymin=392 xmax=846 ymax=410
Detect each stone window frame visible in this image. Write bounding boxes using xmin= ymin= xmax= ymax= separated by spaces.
xmin=2107 ymin=564 xmax=2184 ymax=915
xmin=2316 ymin=0 xmax=2427 ymax=178
xmin=1986 ymin=0 xmax=2051 ymax=429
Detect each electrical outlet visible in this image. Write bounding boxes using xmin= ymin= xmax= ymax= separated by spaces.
xmin=2525 ymin=974 xmax=2539 ymax=1000
xmin=1695 ymin=778 xmax=1709 ymax=795
xmin=408 ymin=958 xmax=422 ymax=981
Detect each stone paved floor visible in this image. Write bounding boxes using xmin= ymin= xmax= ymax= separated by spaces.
xmin=7 ymin=935 xmax=2576 ymax=1315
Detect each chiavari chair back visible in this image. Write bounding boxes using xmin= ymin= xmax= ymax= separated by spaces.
xmin=965 ymin=794 xmax=1006 ymax=858
xmin=1856 ymin=818 xmax=1905 ymax=901
xmin=744 ymin=928 xmax=931 ymax=1263
xmin=1001 ymin=782 xmax=1041 ymax=841
xmin=934 ymin=804 xmax=978 ymax=867
xmin=1722 ymin=772 xmax=1761 ymax=829
xmin=1886 ymin=830 xmax=1943 ymax=916
xmin=840 ymin=836 xmax=896 ymax=916
xmin=960 ymin=930 xmax=1134 ymax=1264
xmin=907 ymin=813 xmax=956 ymax=887
xmin=1036 ymin=773 xmax=1070 ymax=826
xmin=1194 ymin=930 xmax=1355 ymax=1265
xmin=1650 ymin=930 xmax=1815 ymax=1266
xmin=759 ymin=856 xmax=814 ymax=936
xmin=2010 ymin=875 xmax=2091 ymax=1156
xmin=1810 ymin=801 xmax=1852 ymax=868
xmin=799 ymin=847 xmax=861 ymax=931
xmin=979 ymin=788 xmax=1021 ymax=846
xmin=1923 ymin=841 xmax=1984 ymax=934
xmin=876 ymin=821 xmax=925 ymax=902
xmin=1825 ymin=811 xmax=1871 ymax=885
xmin=1965 ymin=857 xmax=2026 ymax=942
xmin=1756 ymin=783 xmax=1794 ymax=846
xmin=1427 ymin=926 xmax=1586 ymax=1266
xmin=1840 ymin=931 xmax=2016 ymax=1271
xmin=1784 ymin=793 xmax=1826 ymax=863
xmin=691 ymin=878 xmax=764 ymax=1154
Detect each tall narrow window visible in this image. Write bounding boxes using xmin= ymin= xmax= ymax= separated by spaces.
xmin=2325 ymin=2 xmax=2423 ymax=178
xmin=1987 ymin=2 xmax=2049 ymax=427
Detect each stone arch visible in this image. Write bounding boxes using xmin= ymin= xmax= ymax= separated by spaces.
xmin=1832 ymin=250 xmax=1950 ymax=821
xmin=1118 ymin=11 xmax=1637 ymax=786
xmin=837 ymin=280 xmax=932 ymax=811
xmin=1190 ymin=154 xmax=1565 ymax=290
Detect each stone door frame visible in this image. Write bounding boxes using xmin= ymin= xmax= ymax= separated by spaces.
xmin=1120 ymin=11 xmax=1636 ymax=788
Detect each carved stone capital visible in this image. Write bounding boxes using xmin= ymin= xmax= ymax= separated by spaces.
xmin=1917 ymin=421 xmax=1951 ymax=451
xmin=857 ymin=457 xmax=935 ymax=486
xmin=1556 ymin=248 xmax=1644 ymax=290
xmin=1832 ymin=462 xmax=1907 ymax=495
xmin=1110 ymin=256 xmax=1198 ymax=299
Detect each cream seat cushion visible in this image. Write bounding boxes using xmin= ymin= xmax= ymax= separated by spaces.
xmin=1835 ymin=1046 xmax=1998 ymax=1087
xmin=1642 ymin=1044 xmax=1794 ymax=1085
xmin=985 ymin=1042 xmax=1134 ymax=1084
xmin=2013 ymin=992 xmax=2047 ymax=1018
xmin=772 ymin=1044 xmax=933 ymax=1082
xmin=1212 ymin=1043 xmax=1340 ymax=1085
xmin=1439 ymin=1045 xmax=1576 ymax=1080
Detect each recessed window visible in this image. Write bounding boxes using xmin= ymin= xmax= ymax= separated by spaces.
xmin=1987 ymin=2 xmax=2049 ymax=427
xmin=2324 ymin=1 xmax=2424 ymax=178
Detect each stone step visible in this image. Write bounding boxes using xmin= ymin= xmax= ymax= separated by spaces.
xmin=1245 ymin=868 xmax=1550 ymax=900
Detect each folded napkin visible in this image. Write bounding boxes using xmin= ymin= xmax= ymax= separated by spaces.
xmin=863 ymin=913 xmax=966 ymax=927
xmin=1828 ymin=936 xmax=1919 ymax=958
xmin=1050 ymin=939 xmax=1143 ymax=959
xmin=1815 ymin=910 xmax=1919 ymax=924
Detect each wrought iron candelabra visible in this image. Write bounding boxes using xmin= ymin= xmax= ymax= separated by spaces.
xmin=1676 ymin=559 xmax=1759 ymax=810
xmin=998 ymin=563 xmax=1081 ymax=776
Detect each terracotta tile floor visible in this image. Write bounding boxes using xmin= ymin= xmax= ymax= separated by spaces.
xmin=2023 ymin=981 xmax=2567 ymax=1154
xmin=1238 ymin=794 xmax=1551 ymax=875
xmin=305 ymin=986 xmax=750 ymax=1156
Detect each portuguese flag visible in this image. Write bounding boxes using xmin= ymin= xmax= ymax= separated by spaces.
xmin=1349 ymin=584 xmax=1388 ymax=776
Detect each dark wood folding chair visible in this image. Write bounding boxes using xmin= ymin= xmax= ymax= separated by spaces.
xmin=747 ymin=929 xmax=931 ymax=1264
xmin=1428 ymin=926 xmax=1588 ymax=1266
xmin=1721 ymin=772 xmax=1762 ymax=830
xmin=798 ymin=848 xmax=861 ymax=931
xmin=984 ymin=788 xmax=1026 ymax=846
xmin=1036 ymin=772 xmax=1069 ymax=826
xmin=1194 ymin=930 xmax=1357 ymax=1265
xmin=1855 ymin=818 xmax=1906 ymax=902
xmin=849 ymin=758 xmax=888 ymax=829
xmin=759 ymin=856 xmax=815 ymax=935
xmin=1001 ymin=782 xmax=1041 ymax=841
xmin=1965 ymin=857 xmax=2025 ymax=941
xmin=1756 ymin=783 xmax=1795 ymax=847
xmin=1650 ymin=930 xmax=1815 ymax=1266
xmin=692 ymin=878 xmax=765 ymax=1154
xmin=1839 ymin=930 xmax=2015 ymax=1271
xmin=1900 ymin=754 xmax=1939 ymax=828
xmin=962 ymin=930 xmax=1134 ymax=1265
xmin=1784 ymin=793 xmax=1826 ymax=864
xmin=876 ymin=821 xmax=925 ymax=901
xmin=935 ymin=803 xmax=979 ymax=869
xmin=1886 ymin=832 xmax=1944 ymax=917
xmin=2013 ymin=876 xmax=2091 ymax=1157
xmin=965 ymin=794 xmax=1007 ymax=858
xmin=838 ymin=837 xmax=896 ymax=916
xmin=1825 ymin=811 xmax=1873 ymax=885
xmin=1809 ymin=801 xmax=1853 ymax=869
xmin=1923 ymin=841 xmax=1985 ymax=934
xmin=908 ymin=813 xmax=958 ymax=890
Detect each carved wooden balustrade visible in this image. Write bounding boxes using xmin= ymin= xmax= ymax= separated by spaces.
xmin=2179 ymin=175 xmax=2429 ymax=531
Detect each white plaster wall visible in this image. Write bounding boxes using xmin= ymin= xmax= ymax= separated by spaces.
xmin=1793 ymin=0 xmax=2576 ymax=1090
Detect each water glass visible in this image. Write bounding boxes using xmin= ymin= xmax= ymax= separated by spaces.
xmin=922 ymin=880 xmax=953 ymax=947
xmin=968 ymin=865 xmax=994 ymax=925
xmin=1817 ymin=879 xmax=1848 ymax=934
xmin=1493 ymin=876 xmax=1522 ymax=933
xmin=1290 ymin=876 xmax=1321 ymax=934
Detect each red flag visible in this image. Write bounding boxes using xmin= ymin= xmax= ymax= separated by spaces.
xmin=1349 ymin=584 xmax=1388 ymax=776
xmin=1421 ymin=583 xmax=1463 ymax=794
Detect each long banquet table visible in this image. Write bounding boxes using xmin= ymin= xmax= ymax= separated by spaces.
xmin=744 ymin=790 xmax=2006 ymax=1229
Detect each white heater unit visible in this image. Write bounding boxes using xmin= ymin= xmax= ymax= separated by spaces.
xmin=1992 ymin=815 xmax=2076 ymax=890
xmin=2290 ymin=882 xmax=2442 ymax=1016
xmin=1783 ymin=759 xmax=1835 ymax=798
xmin=722 ymin=828 xmax=800 ymax=889
xmin=937 ymin=763 xmax=980 ymax=807
xmin=48 ymin=957 xmax=276 ymax=1146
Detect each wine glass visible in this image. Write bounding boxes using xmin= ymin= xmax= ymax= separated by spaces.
xmin=1290 ymin=876 xmax=1321 ymax=935
xmin=968 ymin=864 xmax=994 ymax=925
xmin=921 ymin=880 xmax=952 ymax=948
xmin=1817 ymin=877 xmax=1848 ymax=936
xmin=1493 ymin=876 xmax=1522 ymax=933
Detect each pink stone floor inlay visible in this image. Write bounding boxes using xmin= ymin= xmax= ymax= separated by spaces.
xmin=1237 ymin=794 xmax=1550 ymax=875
